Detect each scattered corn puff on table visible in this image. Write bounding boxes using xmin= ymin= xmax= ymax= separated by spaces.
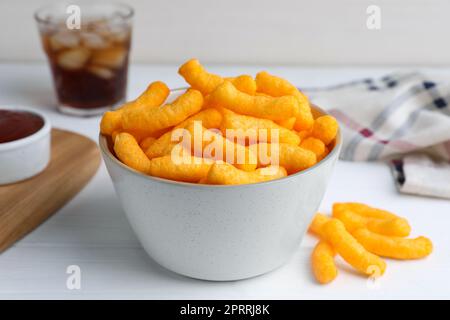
xmin=0 ymin=62 xmax=449 ymax=299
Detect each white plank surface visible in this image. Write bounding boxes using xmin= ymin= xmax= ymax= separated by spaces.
xmin=0 ymin=63 xmax=449 ymax=299
xmin=1 ymin=0 xmax=450 ymax=65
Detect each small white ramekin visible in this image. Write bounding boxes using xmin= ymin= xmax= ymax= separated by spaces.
xmin=0 ymin=106 xmax=51 ymax=185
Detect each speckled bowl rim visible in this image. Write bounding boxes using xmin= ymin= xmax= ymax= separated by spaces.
xmin=99 ymin=91 xmax=342 ymax=189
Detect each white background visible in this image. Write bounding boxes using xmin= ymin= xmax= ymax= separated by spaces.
xmin=1 ymin=0 xmax=450 ymax=65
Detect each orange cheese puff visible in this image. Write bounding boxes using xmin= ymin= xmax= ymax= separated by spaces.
xmin=111 ymin=129 xmax=154 ymax=144
xmin=114 ymin=133 xmax=151 ymax=174
xmin=100 ymin=81 xmax=169 ymax=135
xmin=353 ymin=228 xmax=433 ymax=260
xmin=308 ymin=213 xmax=331 ymax=238
xmin=297 ymin=130 xmax=311 ymax=142
xmin=201 ymin=94 xmax=213 ymax=109
xmin=209 ymin=81 xmax=299 ymax=121
xmin=278 ymin=143 xmax=317 ymax=174
xmin=310 ymin=106 xmax=325 ymax=119
xmin=311 ymin=115 xmax=339 ymax=145
xmin=300 ymin=137 xmax=326 ymax=158
xmin=146 ymin=131 xmax=180 ymax=159
xmin=203 ymin=93 xmax=254 ymax=110
xmin=148 ymin=155 xmax=213 ymax=183
xmin=145 ymin=109 xmax=223 ymax=159
xmin=293 ymin=94 xmax=314 ymax=131
xmin=255 ymin=70 xmax=305 ymax=98
xmin=140 ymin=137 xmax=157 ymax=150
xmin=135 ymin=81 xmax=170 ymax=107
xmin=275 ymin=117 xmax=296 ymax=130
xmin=220 ymin=111 xmax=300 ymax=145
xmin=178 ymin=59 xmax=223 ymax=95
xmin=178 ymin=59 xmax=256 ymax=95
xmin=323 ymin=219 xmax=386 ymax=276
xmin=311 ymin=241 xmax=338 ymax=284
xmin=145 ymin=131 xmax=175 ymax=159
xmin=122 ymin=89 xmax=203 ymax=133
xmin=255 ymin=71 xmax=314 ymax=131
xmin=185 ymin=123 xmax=257 ymax=172
xmin=101 ymin=111 xmax=125 ymax=136
xmin=332 ymin=209 xmax=410 ymax=237
xmin=206 ymin=162 xmax=287 ymax=185
xmin=333 ymin=202 xmax=398 ymax=220
xmin=198 ymin=177 xmax=208 ymax=184
xmin=333 ymin=208 xmax=370 ymax=230
xmin=175 ymin=108 xmax=223 ymax=130
xmin=367 ymin=218 xmax=411 ymax=238
xmin=111 ymin=130 xmax=120 ymax=143
xmin=253 ymin=143 xmax=316 ymax=172
xmin=149 ymin=127 xmax=174 ymax=139
xmin=226 ymin=75 xmax=257 ymax=95
xmin=318 ymin=146 xmax=329 ymax=162
xmin=130 ymin=130 xmax=156 ymax=142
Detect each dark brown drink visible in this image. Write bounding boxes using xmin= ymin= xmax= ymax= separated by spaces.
xmin=35 ymin=3 xmax=133 ymax=116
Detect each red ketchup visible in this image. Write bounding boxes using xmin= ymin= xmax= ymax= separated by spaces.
xmin=0 ymin=110 xmax=44 ymax=143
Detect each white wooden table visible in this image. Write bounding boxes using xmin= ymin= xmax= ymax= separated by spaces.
xmin=0 ymin=63 xmax=449 ymax=299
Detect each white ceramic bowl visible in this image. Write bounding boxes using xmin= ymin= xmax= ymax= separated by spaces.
xmin=100 ymin=93 xmax=341 ymax=281
xmin=0 ymin=106 xmax=51 ymax=185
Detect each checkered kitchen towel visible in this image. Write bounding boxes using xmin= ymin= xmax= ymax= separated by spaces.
xmin=304 ymin=72 xmax=450 ymax=199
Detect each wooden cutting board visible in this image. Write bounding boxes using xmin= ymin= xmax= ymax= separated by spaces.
xmin=0 ymin=128 xmax=101 ymax=253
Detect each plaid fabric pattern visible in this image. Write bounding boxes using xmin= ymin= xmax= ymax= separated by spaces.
xmin=305 ymin=72 xmax=450 ymax=162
